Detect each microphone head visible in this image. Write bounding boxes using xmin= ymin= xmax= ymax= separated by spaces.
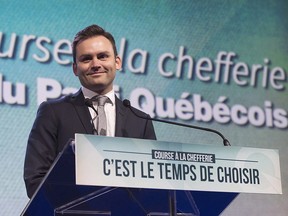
xmin=123 ymin=99 xmax=131 ymax=107
xmin=84 ymin=98 xmax=93 ymax=107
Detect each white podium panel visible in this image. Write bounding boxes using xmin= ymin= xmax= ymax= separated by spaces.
xmin=75 ymin=133 xmax=282 ymax=194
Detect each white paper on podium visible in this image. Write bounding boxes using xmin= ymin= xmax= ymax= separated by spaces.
xmin=75 ymin=133 xmax=282 ymax=194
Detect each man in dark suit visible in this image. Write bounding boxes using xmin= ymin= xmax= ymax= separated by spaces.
xmin=24 ymin=24 xmax=156 ymax=198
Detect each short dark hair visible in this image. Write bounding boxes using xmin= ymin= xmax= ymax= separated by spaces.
xmin=72 ymin=24 xmax=118 ymax=63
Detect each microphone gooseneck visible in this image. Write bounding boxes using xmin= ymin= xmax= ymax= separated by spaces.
xmin=123 ymin=99 xmax=231 ymax=146
xmin=84 ymin=98 xmax=98 ymax=135
xmin=85 ymin=98 xmax=98 ymax=115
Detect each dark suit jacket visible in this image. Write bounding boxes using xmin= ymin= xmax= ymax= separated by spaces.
xmin=24 ymin=90 xmax=156 ymax=198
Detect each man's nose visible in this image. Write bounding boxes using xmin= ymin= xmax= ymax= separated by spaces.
xmin=91 ymin=58 xmax=101 ymax=68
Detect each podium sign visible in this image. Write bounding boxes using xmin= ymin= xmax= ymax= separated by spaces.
xmin=75 ymin=134 xmax=282 ymax=194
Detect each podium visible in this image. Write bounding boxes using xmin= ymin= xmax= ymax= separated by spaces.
xmin=21 ymin=134 xmax=281 ymax=216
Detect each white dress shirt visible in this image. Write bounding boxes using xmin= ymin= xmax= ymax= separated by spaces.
xmin=81 ymin=86 xmax=116 ymax=137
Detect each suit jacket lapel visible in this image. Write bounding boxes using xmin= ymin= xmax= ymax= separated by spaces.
xmin=115 ymin=96 xmax=127 ymax=137
xmin=70 ymin=89 xmax=94 ymax=134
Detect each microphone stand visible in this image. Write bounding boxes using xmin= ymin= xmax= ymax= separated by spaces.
xmin=169 ymin=190 xmax=177 ymax=216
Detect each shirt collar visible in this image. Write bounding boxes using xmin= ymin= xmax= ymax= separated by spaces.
xmin=81 ymin=86 xmax=115 ymax=106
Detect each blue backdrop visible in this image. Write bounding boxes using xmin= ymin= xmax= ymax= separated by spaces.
xmin=0 ymin=0 xmax=287 ymax=215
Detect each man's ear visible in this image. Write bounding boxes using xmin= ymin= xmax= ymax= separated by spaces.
xmin=115 ymin=56 xmax=122 ymax=70
xmin=72 ymin=63 xmax=78 ymax=76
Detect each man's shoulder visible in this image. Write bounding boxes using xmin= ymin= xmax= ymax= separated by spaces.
xmin=39 ymin=90 xmax=83 ymax=108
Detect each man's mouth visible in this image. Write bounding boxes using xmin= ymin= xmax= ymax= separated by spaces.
xmin=87 ymin=71 xmax=106 ymax=75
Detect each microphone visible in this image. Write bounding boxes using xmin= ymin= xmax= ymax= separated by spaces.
xmin=84 ymin=98 xmax=98 ymax=115
xmin=123 ymin=99 xmax=231 ymax=146
xmin=84 ymin=98 xmax=98 ymax=135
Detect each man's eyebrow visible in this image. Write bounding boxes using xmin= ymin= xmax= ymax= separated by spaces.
xmin=79 ymin=50 xmax=110 ymax=56
xmin=98 ymin=51 xmax=111 ymax=55
xmin=79 ymin=52 xmax=91 ymax=55
xmin=78 ymin=53 xmax=92 ymax=58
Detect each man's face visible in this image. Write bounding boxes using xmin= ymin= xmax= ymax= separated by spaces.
xmin=73 ymin=36 xmax=122 ymax=94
